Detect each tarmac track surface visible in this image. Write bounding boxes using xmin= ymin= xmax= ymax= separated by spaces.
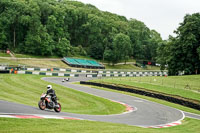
xmin=0 ymin=77 xmax=187 ymax=127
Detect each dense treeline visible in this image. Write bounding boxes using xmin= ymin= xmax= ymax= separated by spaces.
xmin=1 ymin=0 xmax=199 ymax=75
xmin=157 ymin=13 xmax=200 ymax=75
xmin=0 ymin=0 xmax=162 ymax=63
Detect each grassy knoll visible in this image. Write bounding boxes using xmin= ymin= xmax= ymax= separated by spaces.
xmin=92 ymin=75 xmax=200 ymax=102
xmin=0 ymin=117 xmax=199 ymax=133
xmin=0 ymin=58 xmax=70 ymax=68
xmin=0 ymin=55 xmax=159 ymax=70
xmin=105 ymin=64 xmax=141 ymax=70
xmin=0 ymin=74 xmax=125 ymax=115
xmin=105 ymin=64 xmax=160 ymax=70
xmin=14 ymin=54 xmax=60 ymax=58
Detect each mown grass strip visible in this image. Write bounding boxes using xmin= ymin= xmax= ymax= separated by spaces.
xmin=0 ymin=117 xmax=199 ymax=133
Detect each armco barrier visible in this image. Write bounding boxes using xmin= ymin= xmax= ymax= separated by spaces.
xmin=80 ymin=81 xmax=200 ymax=111
xmin=12 ymin=71 xmax=79 ymax=77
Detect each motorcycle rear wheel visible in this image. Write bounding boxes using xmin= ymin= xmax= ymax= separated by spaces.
xmin=38 ymin=100 xmax=46 ymax=110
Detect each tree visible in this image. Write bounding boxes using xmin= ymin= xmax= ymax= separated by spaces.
xmin=128 ymin=19 xmax=152 ymax=59
xmin=159 ymin=13 xmax=200 ymax=75
xmin=145 ymin=30 xmax=162 ymax=61
xmin=104 ymin=33 xmax=132 ymax=65
xmin=55 ymin=38 xmax=71 ymax=57
xmin=0 ymin=0 xmax=160 ymax=60
xmin=197 ymin=47 xmax=200 ymax=59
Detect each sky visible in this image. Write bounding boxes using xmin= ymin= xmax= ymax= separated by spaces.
xmin=77 ymin=0 xmax=200 ymax=40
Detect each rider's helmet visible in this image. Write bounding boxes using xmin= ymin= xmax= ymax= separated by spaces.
xmin=47 ymin=85 xmax=52 ymax=91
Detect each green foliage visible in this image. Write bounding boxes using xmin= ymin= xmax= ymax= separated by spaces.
xmin=113 ymin=33 xmax=132 ymax=64
xmin=55 ymin=38 xmax=71 ymax=57
xmin=0 ymin=0 xmax=162 ymax=61
xmin=103 ymin=33 xmax=132 ymax=65
xmin=157 ymin=13 xmax=200 ymax=75
xmin=197 ymin=47 xmax=200 ymax=59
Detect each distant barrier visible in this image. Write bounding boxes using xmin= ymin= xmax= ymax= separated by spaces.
xmin=4 ymin=66 xmax=168 ymax=77
xmin=80 ymin=81 xmax=200 ymax=111
xmin=6 ymin=67 xmax=97 ymax=73
xmin=86 ymin=71 xmax=167 ymax=77
xmin=11 ymin=71 xmax=79 ymax=77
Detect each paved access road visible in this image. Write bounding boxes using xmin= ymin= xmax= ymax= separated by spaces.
xmin=1 ymin=77 xmax=198 ymax=128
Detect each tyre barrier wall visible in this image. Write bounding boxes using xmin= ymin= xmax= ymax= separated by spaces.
xmin=6 ymin=67 xmax=168 ymax=76
xmin=80 ymin=81 xmax=200 ymax=111
xmin=11 ymin=71 xmax=79 ymax=77
xmin=0 ymin=70 xmax=9 ymax=73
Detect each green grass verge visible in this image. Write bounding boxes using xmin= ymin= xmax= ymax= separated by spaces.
xmin=0 ymin=52 xmax=11 ymax=57
xmin=0 ymin=117 xmax=199 ymax=133
xmin=92 ymin=76 xmax=200 ymax=102
xmin=0 ymin=74 xmax=125 ymax=115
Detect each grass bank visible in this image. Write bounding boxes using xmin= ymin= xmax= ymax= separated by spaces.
xmin=0 ymin=55 xmax=160 ymax=70
xmin=0 ymin=58 xmax=70 ymax=68
xmin=0 ymin=117 xmax=199 ymax=133
xmin=91 ymin=75 xmax=200 ymax=102
xmin=105 ymin=64 xmax=160 ymax=70
xmin=0 ymin=74 xmax=125 ymax=115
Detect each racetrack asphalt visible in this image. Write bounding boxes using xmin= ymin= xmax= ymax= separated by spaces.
xmin=0 ymin=76 xmax=199 ymax=127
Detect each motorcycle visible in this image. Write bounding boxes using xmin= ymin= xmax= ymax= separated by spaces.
xmin=38 ymin=93 xmax=61 ymax=112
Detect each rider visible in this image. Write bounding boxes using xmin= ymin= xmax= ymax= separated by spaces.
xmin=46 ymin=85 xmax=59 ymax=107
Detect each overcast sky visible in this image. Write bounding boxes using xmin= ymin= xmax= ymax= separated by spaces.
xmin=77 ymin=0 xmax=200 ymax=40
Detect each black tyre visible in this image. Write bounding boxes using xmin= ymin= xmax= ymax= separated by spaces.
xmin=54 ymin=103 xmax=61 ymax=112
xmin=38 ymin=100 xmax=46 ymax=110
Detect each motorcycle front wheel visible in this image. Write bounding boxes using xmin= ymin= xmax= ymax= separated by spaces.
xmin=54 ymin=103 xmax=61 ymax=112
xmin=38 ymin=100 xmax=46 ymax=110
